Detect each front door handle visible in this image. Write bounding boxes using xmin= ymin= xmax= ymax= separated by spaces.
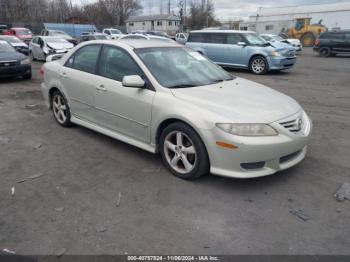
xmin=96 ymin=84 xmax=107 ymax=92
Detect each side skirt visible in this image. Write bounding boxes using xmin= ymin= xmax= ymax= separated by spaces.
xmin=70 ymin=115 xmax=157 ymax=154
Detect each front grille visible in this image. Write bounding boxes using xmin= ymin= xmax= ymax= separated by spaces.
xmin=280 ymin=150 xmax=301 ymax=163
xmin=279 ymin=117 xmax=303 ymax=133
xmin=282 ymin=50 xmax=295 ymax=58
xmin=0 ymin=60 xmax=18 ymax=67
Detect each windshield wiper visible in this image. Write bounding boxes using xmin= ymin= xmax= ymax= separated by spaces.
xmin=168 ymin=84 xmax=197 ymax=89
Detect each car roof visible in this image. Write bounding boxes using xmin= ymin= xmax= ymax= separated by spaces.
xmin=81 ymin=39 xmax=180 ymax=49
xmin=0 ymin=40 xmax=8 ymax=44
xmin=190 ymin=30 xmax=255 ymax=34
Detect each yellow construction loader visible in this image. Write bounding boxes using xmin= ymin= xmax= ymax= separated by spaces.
xmin=286 ymin=18 xmax=327 ymax=47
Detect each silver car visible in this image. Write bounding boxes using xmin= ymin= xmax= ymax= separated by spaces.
xmin=41 ymin=40 xmax=312 ymax=180
xmin=29 ymin=36 xmax=74 ymax=61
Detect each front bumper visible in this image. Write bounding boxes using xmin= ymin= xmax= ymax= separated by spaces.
xmin=268 ymin=56 xmax=296 ymax=70
xmin=0 ymin=64 xmax=31 ymax=78
xmin=201 ymin=111 xmax=312 ymax=178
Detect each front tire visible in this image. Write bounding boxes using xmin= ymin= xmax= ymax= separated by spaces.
xmin=160 ymin=122 xmax=210 ymax=180
xmin=249 ymin=56 xmax=268 ymax=75
xmin=319 ymin=47 xmax=331 ymax=57
xmin=51 ymin=90 xmax=72 ymax=128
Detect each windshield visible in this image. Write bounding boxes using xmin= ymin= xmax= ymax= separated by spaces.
xmin=110 ymin=29 xmax=121 ymax=34
xmin=272 ymin=35 xmax=284 ymax=41
xmin=244 ymin=33 xmax=267 ymax=46
xmin=16 ymin=29 xmax=32 ymax=35
xmin=137 ymin=47 xmax=234 ymax=88
xmin=0 ymin=42 xmax=15 ymax=52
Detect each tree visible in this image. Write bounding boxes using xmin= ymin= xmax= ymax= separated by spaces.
xmin=187 ymin=0 xmax=220 ymax=30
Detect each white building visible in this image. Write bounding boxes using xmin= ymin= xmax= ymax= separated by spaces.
xmin=246 ymin=2 xmax=350 ymax=34
xmin=125 ymin=14 xmax=181 ymax=35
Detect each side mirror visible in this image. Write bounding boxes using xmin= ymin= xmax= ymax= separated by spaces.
xmin=46 ymin=54 xmax=63 ymax=62
xmin=237 ymin=41 xmax=247 ymax=46
xmin=122 ymin=75 xmax=145 ymax=88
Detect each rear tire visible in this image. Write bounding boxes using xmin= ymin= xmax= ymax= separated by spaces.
xmin=51 ymin=90 xmax=72 ymax=128
xmin=249 ymin=56 xmax=268 ymax=75
xmin=160 ymin=122 xmax=210 ymax=180
xmin=22 ymin=72 xmax=32 ymax=80
xmin=319 ymin=47 xmax=331 ymax=57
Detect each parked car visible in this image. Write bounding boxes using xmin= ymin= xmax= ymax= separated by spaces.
xmin=0 ymin=35 xmax=29 ymax=55
xmin=102 ymin=28 xmax=123 ymax=39
xmin=119 ymin=34 xmax=175 ymax=43
xmin=79 ymin=33 xmax=108 ymax=43
xmin=3 ymin=27 xmax=33 ymax=44
xmin=260 ymin=34 xmax=302 ymax=51
xmin=41 ymin=40 xmax=311 ymax=180
xmin=314 ymin=30 xmax=350 ymax=57
xmin=29 ymin=36 xmax=74 ymax=61
xmin=41 ymin=29 xmax=78 ymax=45
xmin=175 ymin=33 xmax=188 ymax=45
xmin=0 ymin=40 xmax=31 ymax=79
xmin=186 ymin=30 xmax=297 ymax=75
xmin=146 ymin=31 xmax=170 ymax=38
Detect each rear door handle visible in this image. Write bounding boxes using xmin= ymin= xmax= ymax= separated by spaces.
xmin=96 ymin=84 xmax=107 ymax=92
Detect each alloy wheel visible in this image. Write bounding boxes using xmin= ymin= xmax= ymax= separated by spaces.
xmin=163 ymin=131 xmax=197 ymax=174
xmin=53 ymin=94 xmax=67 ymax=124
xmin=251 ymin=58 xmax=266 ymax=74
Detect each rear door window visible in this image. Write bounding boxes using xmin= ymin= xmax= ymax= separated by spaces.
xmin=208 ymin=33 xmax=226 ymax=44
xmin=188 ymin=33 xmax=208 ymax=43
xmin=66 ymin=45 xmax=101 ymax=74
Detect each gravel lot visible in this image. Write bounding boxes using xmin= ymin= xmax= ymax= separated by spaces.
xmin=0 ymin=48 xmax=349 ymax=255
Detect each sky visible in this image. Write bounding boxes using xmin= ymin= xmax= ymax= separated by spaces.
xmin=72 ymin=0 xmax=348 ymax=20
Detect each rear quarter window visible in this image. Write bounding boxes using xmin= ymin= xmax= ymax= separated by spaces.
xmin=188 ymin=33 xmax=208 ymax=43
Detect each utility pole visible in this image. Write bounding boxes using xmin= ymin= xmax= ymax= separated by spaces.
xmin=160 ymin=0 xmax=163 ymax=15
xmin=168 ymin=0 xmax=171 ymax=15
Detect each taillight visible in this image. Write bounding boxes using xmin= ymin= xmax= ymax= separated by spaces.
xmin=315 ymin=39 xmax=320 ymax=46
xmin=40 ymin=66 xmax=44 ymax=77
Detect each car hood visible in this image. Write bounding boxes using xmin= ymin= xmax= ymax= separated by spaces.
xmin=12 ymin=42 xmax=28 ymax=48
xmin=171 ymin=77 xmax=301 ymax=123
xmin=47 ymin=42 xmax=74 ymax=50
xmin=0 ymin=51 xmax=26 ymax=61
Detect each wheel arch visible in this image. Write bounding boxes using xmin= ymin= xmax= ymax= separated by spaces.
xmin=248 ymin=54 xmax=270 ymax=72
xmin=154 ymin=117 xmax=209 ymax=154
xmin=48 ymin=85 xmax=69 ymax=109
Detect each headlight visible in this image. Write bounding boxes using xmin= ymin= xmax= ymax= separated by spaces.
xmin=216 ymin=123 xmax=278 ymax=136
xmin=271 ymin=51 xmax=281 ymax=57
xmin=20 ymin=58 xmax=31 ymax=65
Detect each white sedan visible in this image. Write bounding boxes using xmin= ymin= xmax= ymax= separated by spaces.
xmin=41 ymin=40 xmax=312 ymax=180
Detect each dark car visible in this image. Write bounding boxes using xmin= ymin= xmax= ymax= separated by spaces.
xmin=314 ymin=30 xmax=350 ymax=57
xmin=0 ymin=35 xmax=29 ymax=55
xmin=0 ymin=40 xmax=31 ymax=79
xmin=79 ymin=33 xmax=108 ymax=43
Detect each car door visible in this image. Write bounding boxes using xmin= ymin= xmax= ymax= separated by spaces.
xmin=203 ymin=33 xmax=227 ymax=64
xmin=94 ymin=45 xmax=155 ymax=143
xmin=59 ymin=44 xmax=101 ymax=123
xmin=223 ymin=33 xmax=248 ymax=67
xmin=30 ymin=37 xmax=40 ymax=59
xmin=330 ymin=32 xmax=346 ymax=52
xmin=36 ymin=38 xmax=46 ymax=60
